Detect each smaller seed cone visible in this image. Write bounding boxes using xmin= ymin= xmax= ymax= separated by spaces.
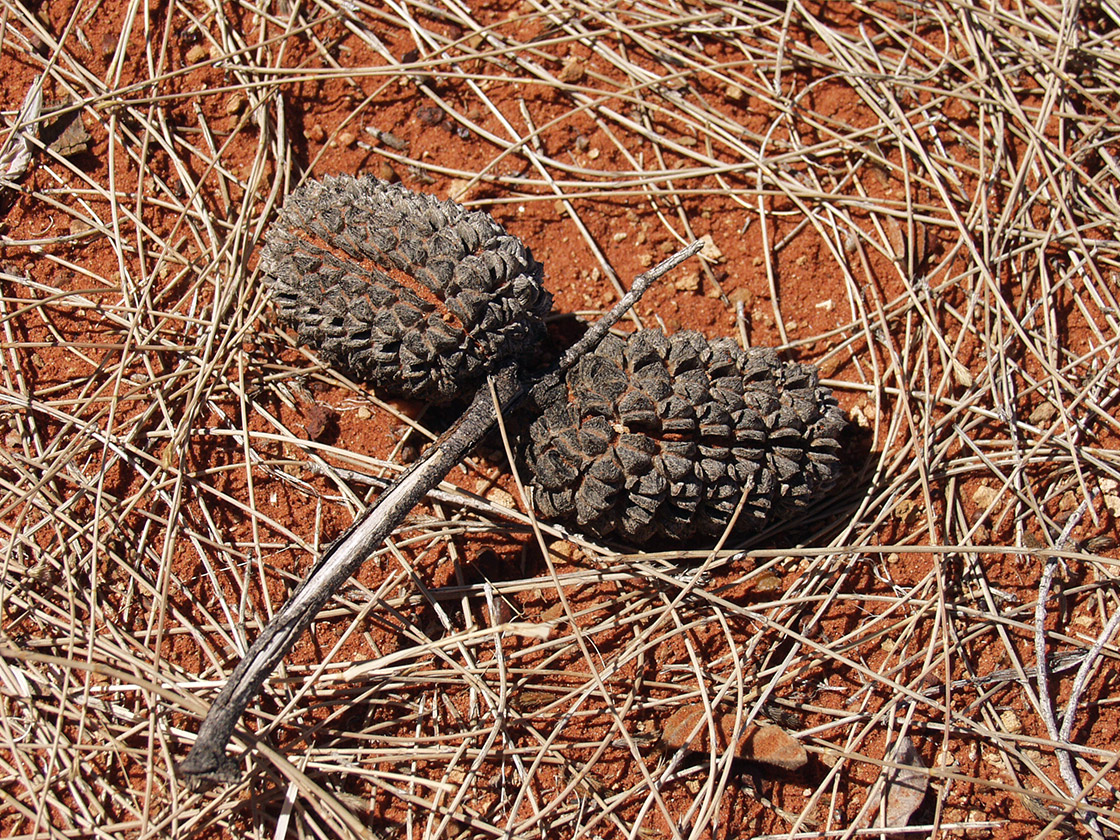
xmin=260 ymin=175 xmax=551 ymax=403
xmin=522 ymin=329 xmax=846 ymax=542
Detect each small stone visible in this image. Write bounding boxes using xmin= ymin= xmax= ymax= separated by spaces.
xmin=673 ymin=270 xmax=700 ymax=292
xmin=587 ymin=147 xmax=600 ymax=160
xmin=698 ymin=234 xmax=724 ymax=263
xmin=225 ymin=92 xmax=246 ymax=115
xmin=301 ymin=404 xmax=336 ymax=441
xmin=753 ymin=573 xmax=782 ymax=592
xmin=724 ymin=83 xmax=746 ymax=104
xmin=612 ymin=231 xmax=628 ymax=242
xmin=894 ymin=498 xmax=921 ymax=526
xmin=486 ymin=486 xmax=515 ymax=509
xmin=100 ymin=31 xmax=118 ymax=59
xmin=1029 ymin=401 xmax=1056 ymax=426
xmin=417 ymin=105 xmax=444 ymax=126
xmin=186 ymin=43 xmax=209 ymax=64
xmin=69 ymin=217 xmax=92 ymax=236
xmin=973 ymin=484 xmax=1000 ymax=510
xmin=557 ymin=56 xmax=585 ymax=84
xmin=546 ymin=539 xmax=583 ymax=565
xmin=982 ymin=745 xmax=1003 ymax=767
xmin=307 ymin=124 xmax=326 ymax=143
xmin=1104 ymin=494 xmax=1120 ymax=517
xmin=637 ymin=254 xmax=653 ymax=268
xmin=337 ymin=130 xmax=356 ymax=147
xmin=446 ymin=178 xmax=472 ymax=201
xmin=729 ymin=287 xmax=754 ymax=306
xmin=378 ymin=161 xmax=399 ymax=183
xmin=356 ymin=406 xmax=372 ymax=420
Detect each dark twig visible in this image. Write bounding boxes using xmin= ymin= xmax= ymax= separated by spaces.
xmin=180 ymin=241 xmax=702 ymax=783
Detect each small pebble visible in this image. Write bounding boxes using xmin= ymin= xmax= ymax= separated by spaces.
xmin=446 ymin=178 xmax=472 ymax=201
xmin=546 ymin=539 xmax=583 ymax=566
xmin=698 ymin=234 xmax=724 ymax=263
xmin=728 ymin=287 xmax=753 ymax=306
xmin=1028 ymin=401 xmax=1056 ymax=426
xmin=972 ymin=484 xmax=999 ymax=509
xmin=724 ymin=83 xmax=746 ymax=104
xmin=753 ymin=573 xmax=782 ymax=593
xmin=558 ymin=57 xmax=585 ymax=84
xmin=673 ymin=270 xmax=700 ymax=292
xmin=378 ymin=162 xmax=399 ymax=183
xmin=485 ymin=487 xmax=515 ymax=509
xmin=186 ymin=43 xmax=209 ymax=64
xmin=224 ymin=93 xmax=246 ymax=115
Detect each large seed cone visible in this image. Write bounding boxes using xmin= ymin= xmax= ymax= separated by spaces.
xmin=523 ymin=329 xmax=847 ymax=542
xmin=260 ymin=175 xmax=551 ymax=403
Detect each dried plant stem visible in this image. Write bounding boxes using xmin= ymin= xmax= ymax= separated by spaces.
xmin=180 ymin=241 xmax=702 ymax=782
xmin=1033 ymin=493 xmax=1105 ymax=839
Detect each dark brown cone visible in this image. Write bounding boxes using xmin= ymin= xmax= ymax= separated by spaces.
xmin=260 ymin=175 xmax=551 ymax=403
xmin=522 ymin=329 xmax=846 ymax=542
